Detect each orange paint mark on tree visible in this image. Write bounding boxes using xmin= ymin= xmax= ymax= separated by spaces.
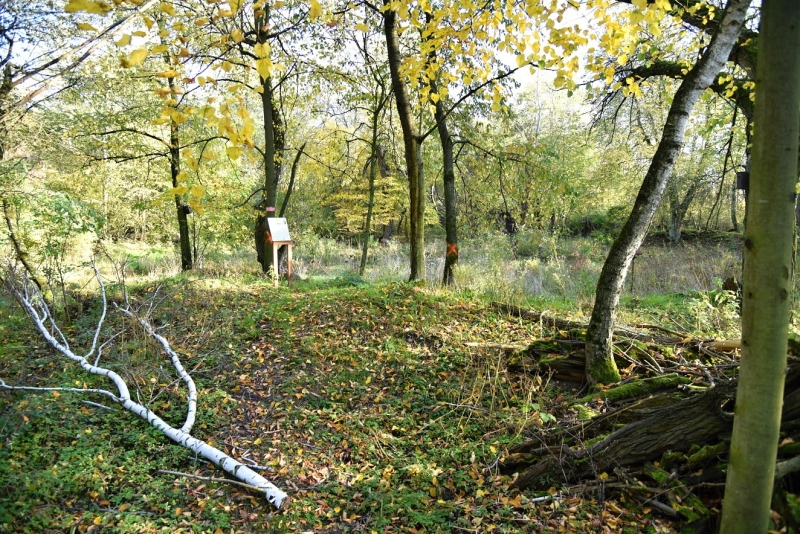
xmin=446 ymin=242 xmax=458 ymax=258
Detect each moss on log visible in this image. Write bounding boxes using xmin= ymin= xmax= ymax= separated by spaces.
xmin=580 ymin=374 xmax=692 ymax=403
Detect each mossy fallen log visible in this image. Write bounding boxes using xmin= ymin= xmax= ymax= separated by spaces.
xmin=580 ymin=374 xmax=692 ymax=403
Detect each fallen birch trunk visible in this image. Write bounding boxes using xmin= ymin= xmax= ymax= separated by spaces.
xmin=0 ymin=269 xmax=288 ymax=509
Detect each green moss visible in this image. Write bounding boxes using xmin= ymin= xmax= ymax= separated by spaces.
xmin=574 ymin=404 xmax=598 ymax=420
xmin=581 ymin=373 xmax=690 ymax=403
xmin=567 ymin=328 xmax=586 ymax=340
xmin=687 ymin=442 xmax=728 ymax=466
xmin=661 ymin=451 xmax=686 ymax=471
xmin=779 ymin=442 xmax=800 ymax=457
xmin=588 ymin=358 xmax=621 ymax=385
xmin=643 ymin=462 xmax=670 ymax=485
xmin=675 ymin=493 xmax=710 ymax=522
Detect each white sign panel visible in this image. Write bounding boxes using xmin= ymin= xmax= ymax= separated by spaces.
xmin=267 ymin=218 xmax=291 ymax=242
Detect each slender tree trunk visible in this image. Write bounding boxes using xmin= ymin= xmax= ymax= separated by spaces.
xmin=584 ymin=0 xmax=750 ymax=385
xmin=360 ymin=95 xmax=387 ymax=276
xmin=253 ymin=4 xmax=282 ymax=274
xmin=668 ymin=179 xmax=698 ymax=243
xmin=434 ymin=93 xmax=457 ymax=285
xmin=383 ymin=6 xmax=425 ymax=282
xmin=2 ymin=197 xmax=48 ymax=295
xmin=279 ymin=143 xmax=305 ymax=218
xmin=168 ymin=80 xmax=192 ymax=271
xmin=720 ymin=2 xmax=800 ymax=531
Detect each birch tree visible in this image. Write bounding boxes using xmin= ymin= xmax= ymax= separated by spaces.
xmin=584 ymin=0 xmax=751 ymax=384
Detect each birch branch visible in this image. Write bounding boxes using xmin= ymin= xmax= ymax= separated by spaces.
xmin=116 ymin=304 xmax=197 ymax=434
xmin=1 ymin=270 xmax=288 ymax=509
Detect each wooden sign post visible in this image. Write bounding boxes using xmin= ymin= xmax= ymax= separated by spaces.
xmin=266 ymin=217 xmax=292 ymax=287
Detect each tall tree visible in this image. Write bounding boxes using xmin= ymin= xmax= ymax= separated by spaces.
xmin=584 ymin=0 xmax=751 ymax=384
xmin=382 ymin=4 xmax=426 ymax=281
xmin=720 ymin=1 xmax=800 ymax=530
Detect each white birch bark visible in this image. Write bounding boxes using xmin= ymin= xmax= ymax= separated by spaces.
xmin=1 ymin=270 xmax=288 ymax=509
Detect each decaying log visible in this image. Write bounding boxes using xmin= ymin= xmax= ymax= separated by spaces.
xmin=507 ymin=381 xmax=737 ymax=490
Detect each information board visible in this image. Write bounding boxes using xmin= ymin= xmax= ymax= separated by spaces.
xmin=267 ymin=218 xmax=291 ymax=242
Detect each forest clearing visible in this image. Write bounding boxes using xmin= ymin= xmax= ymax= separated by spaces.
xmin=0 ymin=234 xmax=768 ymax=533
xmin=2 ymin=0 xmax=800 ymax=532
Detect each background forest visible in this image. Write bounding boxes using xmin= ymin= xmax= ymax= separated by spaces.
xmin=2 ymin=0 xmax=794 ymax=533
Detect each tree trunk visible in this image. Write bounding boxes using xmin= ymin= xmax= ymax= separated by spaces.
xmin=720 ymin=2 xmax=800 ymax=531
xmin=360 ymin=90 xmax=388 ymax=276
xmin=668 ymin=179 xmax=698 ymax=243
xmin=168 ymin=93 xmax=192 ymax=271
xmin=508 ymin=381 xmax=738 ymax=490
xmin=383 ymin=6 xmax=425 ymax=282
xmin=279 ymin=143 xmax=306 ymax=218
xmin=730 ymin=182 xmax=739 ymax=231
xmin=254 ymin=4 xmax=282 ymax=274
xmin=433 ymin=85 xmax=458 ymax=286
xmin=584 ymin=0 xmax=751 ymax=385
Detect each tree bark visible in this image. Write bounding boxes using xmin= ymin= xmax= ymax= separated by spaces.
xmin=668 ymin=179 xmax=698 ymax=243
xmin=584 ymin=0 xmax=751 ymax=385
xmin=383 ymin=6 xmax=425 ymax=282
xmin=720 ymin=2 xmax=800 ymax=531
xmin=253 ymin=3 xmax=283 ymax=274
xmin=432 ymin=85 xmax=458 ymax=285
xmin=360 ymin=93 xmax=388 ymax=276
xmin=168 ymin=77 xmax=192 ymax=271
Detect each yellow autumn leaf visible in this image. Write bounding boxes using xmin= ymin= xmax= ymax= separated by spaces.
xmin=308 ymin=0 xmax=322 ymax=20
xmin=618 ymin=54 xmax=628 ymax=66
xmin=76 ymin=22 xmax=97 ymax=31
xmin=515 ymin=54 xmax=527 ymax=67
xmin=226 ymin=146 xmax=243 ymax=160
xmin=114 ymin=34 xmax=132 ymax=47
xmin=229 ymin=0 xmax=244 ymax=13
xmin=187 ymin=198 xmax=205 ymax=215
xmin=255 ymin=58 xmax=273 ymax=79
xmin=159 ymin=2 xmax=175 ymax=15
xmin=132 ymin=30 xmax=146 ymax=37
xmin=121 ymin=47 xmax=148 ymax=68
xmin=231 ymin=29 xmax=244 ymax=43
xmin=355 ymin=23 xmax=370 ymax=32
xmin=52 ymin=391 xmax=61 ymax=398
xmin=185 ymin=157 xmax=199 ymax=171
xmin=175 ymin=171 xmax=188 ymax=182
xmin=142 ymin=16 xmax=154 ymax=30
xmin=221 ymin=61 xmax=233 ymax=72
xmin=152 ymin=44 xmax=169 ymax=53
xmin=254 ymin=42 xmax=270 ymax=58
xmin=241 ymin=120 xmax=254 ymax=140
xmin=190 ymin=185 xmax=206 ymax=199
xmin=170 ymin=185 xmax=188 ymax=196
xmin=253 ymin=437 xmax=263 ymax=445
xmin=155 ymin=69 xmax=180 ymax=78
xmin=66 ymin=0 xmax=111 ymax=14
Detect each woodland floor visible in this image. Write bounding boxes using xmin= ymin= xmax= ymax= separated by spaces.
xmin=0 ymin=270 xmax=748 ymax=533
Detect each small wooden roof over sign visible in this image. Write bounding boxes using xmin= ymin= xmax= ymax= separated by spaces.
xmin=267 ymin=217 xmax=291 ymax=242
